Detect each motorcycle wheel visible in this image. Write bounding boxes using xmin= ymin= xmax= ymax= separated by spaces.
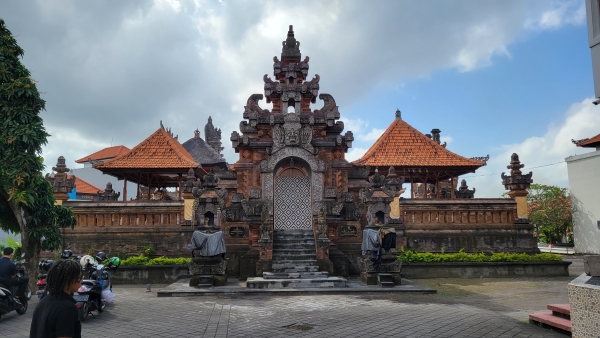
xmin=78 ymin=302 xmax=89 ymax=321
xmin=16 ymin=299 xmax=28 ymax=315
xmin=26 ymin=285 xmax=32 ymax=301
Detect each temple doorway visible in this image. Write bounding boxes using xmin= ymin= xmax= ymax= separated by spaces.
xmin=274 ymin=158 xmax=312 ymax=229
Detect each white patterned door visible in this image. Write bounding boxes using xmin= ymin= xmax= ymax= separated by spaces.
xmin=274 ymin=176 xmax=312 ymax=229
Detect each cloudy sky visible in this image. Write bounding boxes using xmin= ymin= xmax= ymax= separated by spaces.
xmin=2 ymin=0 xmax=598 ymax=197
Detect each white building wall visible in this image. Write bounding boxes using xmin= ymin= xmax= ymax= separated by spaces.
xmin=566 ymin=150 xmax=600 ymax=254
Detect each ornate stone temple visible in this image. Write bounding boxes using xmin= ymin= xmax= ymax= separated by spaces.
xmin=53 ymin=26 xmax=540 ymax=287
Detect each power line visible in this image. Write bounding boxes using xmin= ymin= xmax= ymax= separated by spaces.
xmin=461 ymin=161 xmax=566 ymax=178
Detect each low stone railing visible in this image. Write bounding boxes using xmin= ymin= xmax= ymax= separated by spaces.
xmin=399 ymin=198 xmax=537 ymax=253
xmin=65 ymin=201 xmax=185 ymax=227
xmin=401 ymin=198 xmax=518 ymax=225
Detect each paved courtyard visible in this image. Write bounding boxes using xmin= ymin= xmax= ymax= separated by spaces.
xmin=1 ymin=282 xmax=570 ymax=338
xmin=1 ymin=258 xmax=581 ymax=337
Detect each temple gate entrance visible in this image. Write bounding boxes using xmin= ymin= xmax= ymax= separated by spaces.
xmin=273 ymin=160 xmax=312 ymax=229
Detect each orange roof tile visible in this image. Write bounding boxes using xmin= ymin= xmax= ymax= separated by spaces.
xmin=75 ymin=145 xmax=130 ymax=163
xmin=94 ymin=128 xmax=199 ymax=169
xmin=353 ymin=116 xmax=486 ymax=168
xmin=68 ymin=175 xmax=103 ymax=194
xmin=574 ymin=133 xmax=600 ymax=148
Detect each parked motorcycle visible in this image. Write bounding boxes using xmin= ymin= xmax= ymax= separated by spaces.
xmin=75 ymin=252 xmax=119 ymax=321
xmin=0 ymin=256 xmax=29 ymax=318
xmin=36 ymin=259 xmax=54 ymax=299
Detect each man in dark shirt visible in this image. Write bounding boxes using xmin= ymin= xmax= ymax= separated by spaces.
xmin=30 ymin=260 xmax=82 ymax=338
xmin=0 ymin=247 xmax=28 ymax=304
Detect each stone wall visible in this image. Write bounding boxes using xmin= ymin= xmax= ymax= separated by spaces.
xmin=402 ymin=261 xmax=571 ymax=279
xmin=401 ymin=198 xmax=538 ymax=254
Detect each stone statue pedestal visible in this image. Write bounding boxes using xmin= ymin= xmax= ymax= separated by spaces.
xmin=316 ymin=238 xmax=334 ymax=275
xmin=256 ymin=238 xmax=273 ymax=276
xmin=357 ymin=249 xmax=402 ymax=286
xmin=188 ymin=255 xmax=228 ymax=287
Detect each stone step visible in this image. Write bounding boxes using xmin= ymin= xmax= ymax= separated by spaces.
xmin=377 ymin=273 xmax=395 ymax=288
xmin=529 ymin=311 xmax=572 ymax=332
xmin=246 ymin=277 xmax=347 ymax=289
xmin=271 ymin=260 xmax=318 ymax=270
xmin=273 ymin=253 xmax=317 ymax=260
xmin=273 ymin=229 xmax=314 ymax=234
xmin=547 ymin=304 xmax=570 ymax=319
xmin=272 ymin=265 xmax=320 ymax=273
xmin=273 ymin=243 xmax=315 ymax=249
xmin=273 ymin=236 xmax=315 ymax=241
xmin=262 ymin=271 xmax=329 ymax=279
xmin=272 ymin=249 xmax=316 ymax=255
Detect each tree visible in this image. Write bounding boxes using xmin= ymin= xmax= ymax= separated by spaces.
xmin=0 ymin=19 xmax=76 ymax=288
xmin=527 ymin=184 xmax=573 ymax=245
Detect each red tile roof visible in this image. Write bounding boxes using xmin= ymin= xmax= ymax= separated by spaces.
xmin=75 ymin=145 xmax=130 ymax=163
xmin=94 ymin=128 xmax=199 ymax=169
xmin=573 ymin=133 xmax=600 ymax=148
xmin=68 ymin=175 xmax=103 ymax=194
xmin=353 ymin=117 xmax=486 ymax=168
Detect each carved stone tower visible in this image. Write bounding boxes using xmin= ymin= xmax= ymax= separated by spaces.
xmin=228 ymin=26 xmax=354 ymax=285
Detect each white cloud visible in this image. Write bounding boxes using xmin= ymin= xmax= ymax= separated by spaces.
xmin=440 ymin=135 xmax=453 ymax=145
xmin=345 ymin=147 xmax=367 ymax=162
xmin=526 ymin=0 xmax=585 ymax=31
xmin=467 ymin=98 xmax=600 ymax=197
xmin=359 ymin=128 xmax=386 ymax=142
xmin=0 ymin=0 xmax=584 ymax=169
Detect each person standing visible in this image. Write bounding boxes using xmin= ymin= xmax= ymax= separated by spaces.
xmin=0 ymin=247 xmax=28 ymax=307
xmin=30 ymin=260 xmax=82 ymax=338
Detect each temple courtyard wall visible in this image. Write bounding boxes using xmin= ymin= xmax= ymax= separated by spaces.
xmin=57 ymin=198 xmax=538 ymax=279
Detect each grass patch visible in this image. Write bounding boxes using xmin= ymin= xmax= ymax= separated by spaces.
xmin=398 ymin=248 xmax=562 ymax=264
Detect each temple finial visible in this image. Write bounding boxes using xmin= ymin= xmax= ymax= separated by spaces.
xmin=395 ymin=108 xmax=401 ymax=120
xmin=281 ymin=24 xmax=301 ymax=60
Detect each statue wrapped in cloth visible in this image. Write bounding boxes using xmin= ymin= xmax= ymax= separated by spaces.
xmin=186 ymin=230 xmax=228 ymax=287
xmin=357 ymin=227 xmax=402 ymax=287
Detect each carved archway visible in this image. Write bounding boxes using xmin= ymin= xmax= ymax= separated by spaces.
xmin=261 ymin=147 xmax=325 ymax=216
xmin=273 ymin=157 xmax=312 ymax=229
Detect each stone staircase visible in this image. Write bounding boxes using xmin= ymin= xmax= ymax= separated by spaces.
xmin=246 ymin=229 xmax=347 ymax=289
xmin=529 ymin=304 xmax=572 ymax=334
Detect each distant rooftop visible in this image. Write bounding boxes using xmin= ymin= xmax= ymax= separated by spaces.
xmin=182 ymin=129 xmax=226 ymax=166
xmin=353 ymin=110 xmax=486 ymax=170
xmin=75 ymin=145 xmax=130 ymax=163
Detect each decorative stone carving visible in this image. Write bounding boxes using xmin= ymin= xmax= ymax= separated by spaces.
xmin=249 ymin=188 xmax=261 ymax=199
xmin=97 ymin=182 xmax=120 ymax=202
xmin=317 ymin=205 xmax=328 ymax=239
xmin=45 ymin=156 xmax=76 ymax=202
xmin=501 ymin=153 xmax=533 ymax=191
xmin=348 ymin=166 xmax=370 ymax=179
xmin=456 ymin=179 xmax=476 ymax=199
xmin=205 ymin=116 xmax=223 ymax=156
xmin=188 ymin=257 xmax=227 ymax=275
xmin=324 ymin=188 xmax=337 ymax=198
xmin=260 ymin=203 xmax=272 ymax=240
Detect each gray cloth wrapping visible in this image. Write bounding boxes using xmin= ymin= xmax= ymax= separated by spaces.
xmin=361 ymin=229 xmax=380 ymax=255
xmin=188 ymin=230 xmax=226 ymax=256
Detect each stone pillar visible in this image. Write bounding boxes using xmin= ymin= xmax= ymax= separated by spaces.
xmin=44 ymin=156 xmax=75 ymax=205
xmin=501 ymin=153 xmax=533 ymax=218
xmin=182 ymin=168 xmax=196 ymax=224
xmin=256 ymin=204 xmax=273 ymax=275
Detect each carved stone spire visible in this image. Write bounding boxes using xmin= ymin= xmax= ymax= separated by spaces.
xmin=501 ymin=153 xmax=533 ymax=218
xmin=205 ymin=116 xmax=223 ymax=156
xmin=281 ymin=25 xmax=301 ymax=61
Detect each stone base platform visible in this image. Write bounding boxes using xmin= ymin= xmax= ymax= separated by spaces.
xmin=156 ymin=277 xmax=436 ymax=297
xmin=246 ymin=277 xmax=347 ymax=289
